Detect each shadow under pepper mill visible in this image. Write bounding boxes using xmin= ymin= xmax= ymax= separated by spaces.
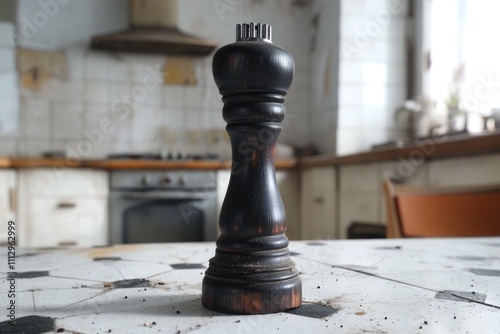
xmin=202 ymin=22 xmax=302 ymax=314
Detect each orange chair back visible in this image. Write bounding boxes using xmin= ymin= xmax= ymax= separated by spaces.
xmin=384 ymin=181 xmax=500 ymax=238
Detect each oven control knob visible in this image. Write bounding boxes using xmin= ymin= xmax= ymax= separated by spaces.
xmin=161 ymin=175 xmax=172 ymax=186
xmin=141 ymin=176 xmax=151 ymax=187
xmin=178 ymin=176 xmax=186 ymax=187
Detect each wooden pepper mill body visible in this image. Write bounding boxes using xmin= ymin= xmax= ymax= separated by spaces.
xmin=202 ymin=23 xmax=302 ymax=314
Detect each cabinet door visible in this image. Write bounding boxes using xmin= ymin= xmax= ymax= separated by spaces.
xmin=0 ymin=170 xmax=16 ymax=243
xmin=300 ymin=167 xmax=337 ymax=240
xmin=25 ymin=197 xmax=107 ymax=248
xmin=23 ymin=168 xmax=108 ymax=196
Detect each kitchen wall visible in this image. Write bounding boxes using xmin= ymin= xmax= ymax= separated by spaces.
xmin=0 ymin=20 xmax=19 ymax=141
xmin=309 ymin=0 xmax=409 ymax=155
xmin=0 ymin=0 xmax=410 ymax=158
xmin=309 ymin=0 xmax=340 ymax=154
xmin=0 ymin=0 xmax=311 ymax=158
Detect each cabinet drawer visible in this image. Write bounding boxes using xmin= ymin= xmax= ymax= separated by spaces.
xmin=24 ymin=197 xmax=107 ymax=248
xmin=21 ymin=169 xmax=108 ymax=196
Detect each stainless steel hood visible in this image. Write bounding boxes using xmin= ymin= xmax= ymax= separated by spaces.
xmin=90 ymin=0 xmax=217 ymax=56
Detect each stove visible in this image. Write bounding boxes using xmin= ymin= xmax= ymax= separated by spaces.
xmin=107 ymin=152 xmax=220 ymax=245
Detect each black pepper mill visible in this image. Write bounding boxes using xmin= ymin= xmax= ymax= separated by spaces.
xmin=202 ymin=23 xmax=302 ymax=314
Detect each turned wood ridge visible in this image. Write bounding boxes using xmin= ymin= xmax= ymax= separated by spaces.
xmin=201 ymin=22 xmax=302 ymax=314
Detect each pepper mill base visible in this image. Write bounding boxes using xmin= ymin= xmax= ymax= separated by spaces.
xmin=202 ymin=276 xmax=302 ymax=314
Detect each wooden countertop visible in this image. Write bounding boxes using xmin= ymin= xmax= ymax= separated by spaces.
xmin=2 ymin=132 xmax=499 ymax=170
xmin=0 ymin=157 xmax=298 ymax=170
xmin=301 ymin=131 xmax=500 ymax=168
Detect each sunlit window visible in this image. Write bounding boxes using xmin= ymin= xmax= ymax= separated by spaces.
xmin=430 ymin=0 xmax=500 ymax=116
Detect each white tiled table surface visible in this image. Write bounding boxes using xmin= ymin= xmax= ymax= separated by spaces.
xmin=1 ymin=238 xmax=499 ymax=333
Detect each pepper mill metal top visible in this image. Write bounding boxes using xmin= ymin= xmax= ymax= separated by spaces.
xmin=202 ymin=23 xmax=301 ymax=315
xmin=236 ymin=22 xmax=272 ymax=42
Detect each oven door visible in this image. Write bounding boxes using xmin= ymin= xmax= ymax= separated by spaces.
xmin=109 ymin=190 xmax=217 ymax=245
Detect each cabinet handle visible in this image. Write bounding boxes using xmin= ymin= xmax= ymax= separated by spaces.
xmin=313 ymin=197 xmax=324 ymax=204
xmin=57 ymin=202 xmax=76 ymax=209
xmin=59 ymin=241 xmax=77 ymax=246
xmin=9 ymin=188 xmax=16 ymax=213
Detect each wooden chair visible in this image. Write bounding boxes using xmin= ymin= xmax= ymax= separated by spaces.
xmin=384 ymin=180 xmax=500 ymax=238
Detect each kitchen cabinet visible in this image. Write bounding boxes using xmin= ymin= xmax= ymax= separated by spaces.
xmin=0 ymin=169 xmax=16 ymax=243
xmin=300 ymin=167 xmax=337 ymax=240
xmin=17 ymin=168 xmax=108 ymax=248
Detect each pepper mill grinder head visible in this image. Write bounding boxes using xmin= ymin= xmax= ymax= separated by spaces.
xmin=202 ymin=23 xmax=301 ymax=314
xmin=213 ymin=23 xmax=294 ymax=99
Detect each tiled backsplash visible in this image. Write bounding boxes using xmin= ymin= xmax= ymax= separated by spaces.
xmin=10 ymin=48 xmax=231 ymax=158
xmin=1 ymin=0 xmax=409 ymax=158
xmin=0 ymin=0 xmax=312 ymax=158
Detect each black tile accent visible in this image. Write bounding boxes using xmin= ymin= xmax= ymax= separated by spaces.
xmin=455 ymin=256 xmax=489 ymax=261
xmin=376 ymin=246 xmax=402 ymax=250
xmin=287 ymin=303 xmax=338 ymax=319
xmin=435 ymin=290 xmax=486 ymax=303
xmin=468 ymin=268 xmax=500 ymax=277
xmin=113 ymin=278 xmax=151 ymax=289
xmin=306 ymin=242 xmax=325 ymax=246
xmin=17 ymin=253 xmax=38 ymax=258
xmin=170 ymin=263 xmax=205 ymax=269
xmin=93 ymin=257 xmax=122 ymax=262
xmin=0 ymin=315 xmax=55 ymax=333
xmin=17 ymin=271 xmax=49 ymax=279
xmin=289 ymin=252 xmax=301 ymax=256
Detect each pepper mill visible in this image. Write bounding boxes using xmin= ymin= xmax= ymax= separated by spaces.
xmin=202 ymin=23 xmax=302 ymax=314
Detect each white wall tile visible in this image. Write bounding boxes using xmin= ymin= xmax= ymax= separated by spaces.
xmin=108 ymin=83 xmax=131 ymax=103
xmin=85 ymin=82 xmax=109 ymax=105
xmin=51 ymin=102 xmax=84 ymax=139
xmin=85 ymin=106 xmax=111 ymax=130
xmin=66 ymin=46 xmax=86 ymax=81
xmin=39 ymin=80 xmax=84 ymax=103
xmin=106 ymin=56 xmax=131 ymax=83
xmin=0 ymin=70 xmax=19 ymax=135
xmin=0 ymin=104 xmax=18 ymax=135
xmin=84 ymin=52 xmax=110 ymax=81
xmin=184 ymin=85 xmax=210 ymax=109
xmin=338 ymin=106 xmax=363 ymax=128
xmin=0 ymin=137 xmax=17 ymax=156
xmin=125 ymin=55 xmax=164 ymax=84
xmin=131 ymin=107 xmax=163 ymax=145
xmin=138 ymin=82 xmax=162 ymax=107
xmin=0 ymin=48 xmax=15 ymax=72
xmin=338 ymin=84 xmax=363 ymax=106
xmin=162 ymin=85 xmax=185 ymax=108
xmin=0 ymin=22 xmax=14 ymax=46
xmin=18 ymin=139 xmax=52 ymax=157
xmin=20 ymin=98 xmax=50 ymax=138
xmin=0 ymin=72 xmax=18 ymax=99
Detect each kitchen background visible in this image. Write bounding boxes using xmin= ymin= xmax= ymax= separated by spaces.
xmin=0 ymin=0 xmax=411 ymax=157
xmin=1 ymin=0 xmax=500 ymax=247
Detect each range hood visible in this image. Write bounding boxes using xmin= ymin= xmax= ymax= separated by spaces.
xmin=91 ymin=0 xmax=217 ymax=56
